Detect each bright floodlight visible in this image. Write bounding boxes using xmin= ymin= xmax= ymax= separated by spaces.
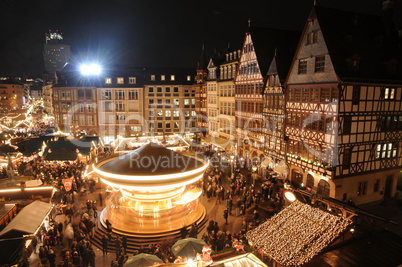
xmin=284 ymin=191 xmax=297 ymax=202
xmin=79 ymin=63 xmax=102 ymax=75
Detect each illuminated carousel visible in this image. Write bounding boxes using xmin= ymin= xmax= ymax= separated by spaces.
xmin=93 ymin=142 xmax=209 ymax=237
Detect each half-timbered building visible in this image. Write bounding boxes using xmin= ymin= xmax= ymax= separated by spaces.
xmin=262 ymin=31 xmax=300 ymax=175
xmin=285 ymin=3 xmax=402 ymax=204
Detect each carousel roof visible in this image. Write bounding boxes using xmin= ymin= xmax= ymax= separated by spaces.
xmin=99 ymin=142 xmax=204 ymax=176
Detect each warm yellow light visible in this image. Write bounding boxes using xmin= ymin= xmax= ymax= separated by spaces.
xmin=284 ymin=191 xmax=296 ymax=202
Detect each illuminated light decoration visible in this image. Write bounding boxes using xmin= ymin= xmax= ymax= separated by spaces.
xmin=79 ymin=63 xmax=102 ymax=75
xmin=284 ymin=191 xmax=297 ymax=202
xmin=245 ymin=200 xmax=352 ymax=266
xmin=94 ymin=143 xmax=209 ymax=236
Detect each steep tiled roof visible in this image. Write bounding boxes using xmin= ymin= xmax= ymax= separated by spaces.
xmin=314 ymin=5 xmax=402 ymax=83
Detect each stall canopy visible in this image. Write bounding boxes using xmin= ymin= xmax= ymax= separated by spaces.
xmin=245 ymin=200 xmax=353 ymax=266
xmin=43 ymin=137 xmax=93 ymax=160
xmin=0 ymin=200 xmax=53 ymax=239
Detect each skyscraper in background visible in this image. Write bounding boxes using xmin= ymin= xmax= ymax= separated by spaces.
xmin=43 ymin=30 xmax=70 ymax=76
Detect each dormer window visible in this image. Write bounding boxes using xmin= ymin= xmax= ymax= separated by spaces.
xmin=129 ymin=77 xmax=136 ymax=84
xmin=187 ymin=75 xmax=191 ymax=81
xmin=161 ymin=75 xmax=165 ymax=81
xmin=105 ymin=77 xmax=112 ymax=84
xmin=117 ymin=77 xmax=124 ymax=84
xmin=170 ymin=75 xmax=175 ymax=81
xmin=151 ymin=75 xmax=155 ymax=81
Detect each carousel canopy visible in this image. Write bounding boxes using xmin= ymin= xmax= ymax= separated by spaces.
xmin=245 ymin=200 xmax=352 ymax=266
xmin=99 ymin=142 xmax=203 ymax=176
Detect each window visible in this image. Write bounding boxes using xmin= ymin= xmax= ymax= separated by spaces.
xmin=161 ymin=75 xmax=165 ymax=81
xmin=157 ymin=122 xmax=163 ymax=128
xmin=116 ymin=114 xmax=125 ymax=121
xmin=88 ymin=115 xmax=94 ymax=125
xmin=149 ymin=110 xmax=154 ymax=116
xmin=117 ymin=77 xmax=124 ymax=84
xmin=187 ymin=75 xmax=191 ymax=81
xmin=173 ymin=110 xmax=180 ymax=117
xmin=313 ymin=31 xmax=318 ymax=43
xmin=115 ymin=102 xmax=124 ymax=111
xmin=384 ymin=87 xmax=395 ymax=99
xmin=115 ymin=90 xmax=125 ymax=100
xmin=173 ymin=99 xmax=179 ymax=105
xmin=130 ymin=126 xmax=142 ymax=132
xmin=298 ymin=59 xmax=307 ymax=74
xmin=102 ymin=90 xmax=111 ymax=100
xmin=129 ymin=77 xmax=136 ymax=84
xmin=165 ymin=87 xmax=171 ymax=93
xmin=151 ymin=75 xmax=155 ymax=81
xmin=78 ymin=90 xmax=84 ymax=99
xmin=105 ymin=77 xmax=112 ymax=84
xmin=315 ymin=56 xmax=325 ymax=72
xmin=165 ymin=110 xmax=171 ymax=117
xmin=86 ymin=90 xmax=92 ymax=99
xmin=166 ymin=122 xmax=171 ymax=128
xmin=343 ymin=116 xmax=352 ymax=134
xmin=166 ymin=99 xmax=171 ymax=105
xmin=86 ymin=103 xmax=92 ymax=113
xmin=128 ymin=90 xmax=138 ymax=100
xmin=79 ymin=103 xmax=84 ymax=113
xmin=343 ymin=147 xmax=351 ymax=168
xmin=376 ymin=143 xmax=397 ymax=158
xmin=306 ymin=33 xmax=312 ymax=45
xmin=320 ymin=88 xmax=330 ymax=102
xmin=157 ymin=87 xmax=162 ymax=93
xmin=149 ymin=87 xmax=154 ymax=93
xmin=374 ymin=179 xmax=380 ymax=192
xmin=184 ymin=99 xmax=190 ymax=105
xmin=357 ymin=181 xmax=367 ymax=196
xmin=174 ymin=87 xmax=179 ymax=93
xmin=352 ymin=85 xmax=360 ymax=104
xmin=149 ymin=99 xmax=154 ymax=105
xmin=170 ymin=75 xmax=175 ymax=81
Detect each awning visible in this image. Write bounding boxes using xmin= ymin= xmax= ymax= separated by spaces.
xmin=0 ymin=200 xmax=53 ymax=239
xmin=261 ymin=158 xmax=272 ymax=168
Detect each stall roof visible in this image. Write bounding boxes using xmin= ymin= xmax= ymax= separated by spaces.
xmin=0 ymin=201 xmax=52 ymax=239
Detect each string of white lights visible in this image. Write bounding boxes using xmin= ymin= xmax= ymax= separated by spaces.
xmin=245 ymin=200 xmax=352 ymax=266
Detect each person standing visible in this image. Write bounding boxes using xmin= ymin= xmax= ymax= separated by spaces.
xmin=98 ymin=192 xmax=103 ymax=207
xmin=92 ymin=201 xmax=98 ymax=219
xmin=115 ymin=236 xmax=122 ymax=258
xmin=101 ymin=235 xmax=109 ymax=255
xmin=223 ymin=208 xmax=229 ymax=225
xmin=122 ymin=235 xmax=127 ymax=255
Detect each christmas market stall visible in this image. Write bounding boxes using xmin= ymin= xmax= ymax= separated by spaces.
xmin=245 ymin=200 xmax=353 ymax=266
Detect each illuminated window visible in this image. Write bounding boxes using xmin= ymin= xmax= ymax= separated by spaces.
xmin=129 ymin=77 xmax=136 ymax=84
xmin=165 ymin=110 xmax=171 ymax=117
xmin=173 ymin=110 xmax=180 ymax=117
xmin=376 ymin=143 xmax=397 ymax=158
xmin=170 ymin=75 xmax=175 ymax=81
xmin=105 ymin=77 xmax=112 ymax=84
xmin=117 ymin=77 xmax=124 ymax=84
xmin=161 ymin=75 xmax=165 ymax=81
xmin=298 ymin=59 xmax=307 ymax=74
xmin=130 ymin=126 xmax=142 ymax=132
xmin=151 ymin=75 xmax=155 ymax=81
xmin=187 ymin=75 xmax=191 ymax=81
xmin=384 ymin=87 xmax=395 ymax=99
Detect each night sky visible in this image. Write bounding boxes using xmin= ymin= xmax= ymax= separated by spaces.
xmin=0 ymin=0 xmax=401 ymax=77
